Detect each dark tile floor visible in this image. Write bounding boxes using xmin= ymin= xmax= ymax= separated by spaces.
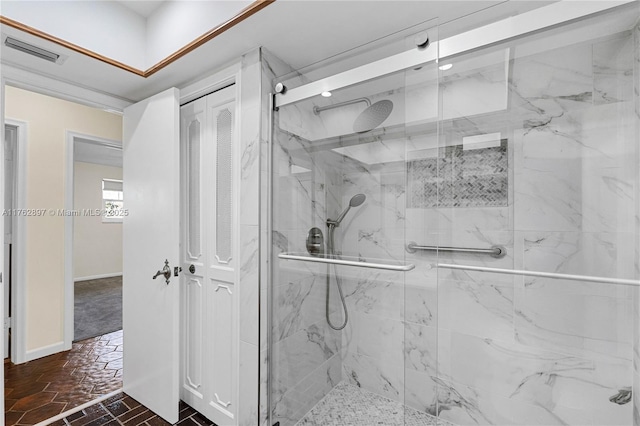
xmin=48 ymin=393 xmax=216 ymax=426
xmin=5 ymin=330 xmax=123 ymax=425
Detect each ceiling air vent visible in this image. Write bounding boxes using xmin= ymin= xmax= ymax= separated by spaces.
xmin=4 ymin=36 xmax=62 ymax=63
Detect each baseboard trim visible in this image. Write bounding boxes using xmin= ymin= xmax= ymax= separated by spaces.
xmin=36 ymin=388 xmax=123 ymax=426
xmin=25 ymin=341 xmax=66 ymax=362
xmin=74 ymin=273 xmax=123 ymax=282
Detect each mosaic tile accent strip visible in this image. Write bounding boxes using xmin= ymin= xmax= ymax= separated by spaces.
xmin=295 ymin=382 xmax=454 ymax=426
xmin=407 ymin=140 xmax=508 ymax=208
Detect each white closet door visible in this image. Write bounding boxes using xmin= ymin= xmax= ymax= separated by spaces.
xmin=180 ymin=85 xmax=238 ymax=426
xmin=180 ymin=96 xmax=206 ymax=409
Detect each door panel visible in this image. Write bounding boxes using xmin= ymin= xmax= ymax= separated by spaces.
xmin=122 ymin=87 xmax=180 ymax=424
xmin=207 ymin=279 xmax=236 ymax=418
xmin=184 ymin=277 xmax=203 ymax=397
xmin=180 ymin=96 xmax=207 ymax=410
xmin=180 ymin=85 xmax=238 ymax=425
xmin=205 ymin=92 xmax=238 ymax=425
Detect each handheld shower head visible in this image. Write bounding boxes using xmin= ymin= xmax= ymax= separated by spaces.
xmin=349 ymin=193 xmax=366 ymax=207
xmin=331 ymin=194 xmax=367 ymax=226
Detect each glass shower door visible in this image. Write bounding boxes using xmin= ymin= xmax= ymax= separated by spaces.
xmin=433 ymin=4 xmax=640 ymax=425
xmin=269 ymin=24 xmax=439 ymax=426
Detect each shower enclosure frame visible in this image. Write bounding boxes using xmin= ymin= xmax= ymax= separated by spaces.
xmin=273 ymin=1 xmax=626 ymax=110
xmin=266 ymin=2 xmax=640 ymax=425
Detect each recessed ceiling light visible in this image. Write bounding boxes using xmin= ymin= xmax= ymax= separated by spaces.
xmin=321 ymin=91 xmax=332 ymax=97
xmin=438 ymin=63 xmax=453 ymax=71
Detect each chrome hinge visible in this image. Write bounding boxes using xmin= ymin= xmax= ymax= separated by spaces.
xmin=4 ymin=316 xmax=11 ymax=329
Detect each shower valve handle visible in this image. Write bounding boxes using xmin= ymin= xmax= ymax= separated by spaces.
xmin=306 ymin=227 xmax=325 ymax=256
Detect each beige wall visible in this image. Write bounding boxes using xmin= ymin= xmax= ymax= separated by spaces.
xmin=73 ymin=162 xmax=122 ymax=280
xmin=5 ymin=86 xmax=122 ymax=352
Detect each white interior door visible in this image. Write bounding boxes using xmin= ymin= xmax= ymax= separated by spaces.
xmin=122 ymin=87 xmax=180 ymax=424
xmin=180 ymin=85 xmax=239 ymax=425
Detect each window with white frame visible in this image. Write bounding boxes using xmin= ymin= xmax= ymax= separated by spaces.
xmin=102 ymin=179 xmax=124 ymax=222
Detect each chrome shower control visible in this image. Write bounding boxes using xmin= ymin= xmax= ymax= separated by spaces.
xmin=306 ymin=227 xmax=324 ymax=256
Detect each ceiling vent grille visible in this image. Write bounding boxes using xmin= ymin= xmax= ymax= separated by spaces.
xmin=4 ymin=36 xmax=61 ymax=63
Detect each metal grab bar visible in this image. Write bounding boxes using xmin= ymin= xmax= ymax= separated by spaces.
xmin=437 ymin=263 xmax=640 ymax=287
xmin=278 ymin=253 xmax=415 ymax=272
xmin=406 ymin=242 xmax=506 ymax=258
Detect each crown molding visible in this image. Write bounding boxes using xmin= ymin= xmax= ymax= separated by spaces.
xmin=0 ymin=0 xmax=274 ymax=78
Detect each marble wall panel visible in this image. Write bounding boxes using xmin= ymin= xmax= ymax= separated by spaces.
xmin=437 ymin=329 xmax=632 ymax=425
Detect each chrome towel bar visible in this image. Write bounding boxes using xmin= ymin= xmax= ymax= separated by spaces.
xmin=406 ymin=242 xmax=506 ymax=258
xmin=278 ymin=253 xmax=415 ymax=272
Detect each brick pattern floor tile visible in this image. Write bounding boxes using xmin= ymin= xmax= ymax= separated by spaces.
xmin=4 ymin=330 xmax=123 ymax=425
xmin=54 ymin=394 xmax=217 ymax=426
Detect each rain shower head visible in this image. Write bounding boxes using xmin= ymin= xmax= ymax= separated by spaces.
xmin=331 ymin=194 xmax=367 ymax=226
xmin=353 ymin=100 xmax=394 ymax=133
xmin=313 ymin=97 xmax=393 ymax=133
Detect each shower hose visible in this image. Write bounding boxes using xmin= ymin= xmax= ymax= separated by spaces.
xmin=325 ymin=223 xmax=349 ymax=330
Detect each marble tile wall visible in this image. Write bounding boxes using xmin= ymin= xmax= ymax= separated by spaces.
xmin=238 ymin=48 xmax=262 ymax=426
xmin=334 ymin=147 xmax=410 ymax=406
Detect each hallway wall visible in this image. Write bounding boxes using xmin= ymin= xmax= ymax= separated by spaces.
xmin=73 ymin=161 xmax=123 ymax=281
xmin=5 ymin=86 xmax=122 ymax=355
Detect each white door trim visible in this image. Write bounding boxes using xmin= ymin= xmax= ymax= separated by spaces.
xmin=4 ymin=118 xmax=28 ymax=364
xmin=64 ymin=131 xmax=122 ymax=351
xmin=179 ymin=61 xmax=240 ymax=105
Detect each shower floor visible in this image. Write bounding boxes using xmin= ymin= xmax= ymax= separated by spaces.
xmin=295 ymin=382 xmax=451 ymax=426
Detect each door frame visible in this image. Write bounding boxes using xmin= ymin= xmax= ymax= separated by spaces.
xmin=3 ymin=118 xmax=27 ymax=364
xmin=1 ymin=69 xmax=131 ymax=369
xmin=63 ymin=132 xmax=123 ymax=350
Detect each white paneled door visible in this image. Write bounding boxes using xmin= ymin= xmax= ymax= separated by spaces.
xmin=122 ymin=88 xmax=181 ymax=424
xmin=180 ymin=85 xmax=239 ymax=426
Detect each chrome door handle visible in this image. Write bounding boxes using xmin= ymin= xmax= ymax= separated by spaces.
xmin=153 ymin=259 xmax=172 ymax=284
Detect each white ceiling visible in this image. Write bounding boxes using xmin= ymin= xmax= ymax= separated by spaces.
xmin=0 ymin=1 xmax=560 ymax=104
xmin=116 ymin=0 xmax=166 ymax=18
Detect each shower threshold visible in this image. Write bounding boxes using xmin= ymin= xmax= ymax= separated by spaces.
xmin=295 ymin=382 xmax=454 ymax=426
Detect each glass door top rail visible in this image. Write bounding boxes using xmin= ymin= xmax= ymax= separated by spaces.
xmin=407 ymin=242 xmax=505 ymax=258
xmin=438 ymin=263 xmax=640 ymax=287
xmin=274 ymin=1 xmax=632 ymax=108
xmin=278 ymin=253 xmax=415 ymax=272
